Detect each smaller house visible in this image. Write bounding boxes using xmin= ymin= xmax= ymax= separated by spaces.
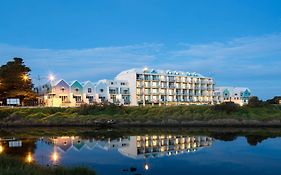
xmin=82 ymin=81 xmax=100 ymax=104
xmin=70 ymin=80 xmax=84 ymax=106
xmin=96 ymin=79 xmax=130 ymax=105
xmin=36 ymin=79 xmax=72 ymax=107
xmin=214 ymin=87 xmax=251 ymax=106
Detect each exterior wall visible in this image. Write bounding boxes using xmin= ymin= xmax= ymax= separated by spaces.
xmin=96 ymin=79 xmax=131 ymax=105
xmin=47 ymin=80 xmax=71 ymax=107
xmin=116 ymin=68 xmax=214 ymax=106
xmin=82 ymin=81 xmax=99 ymax=104
xmin=214 ymin=87 xmax=251 ymax=106
xmin=70 ymin=81 xmax=84 ymax=106
xmin=114 ymin=72 xmax=137 ymax=105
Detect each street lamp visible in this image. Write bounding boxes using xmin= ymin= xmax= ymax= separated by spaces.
xmin=48 ymin=74 xmax=55 ymax=82
xmin=22 ymin=74 xmax=29 ymax=81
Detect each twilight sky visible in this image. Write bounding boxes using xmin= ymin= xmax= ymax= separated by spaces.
xmin=0 ymin=0 xmax=281 ymax=99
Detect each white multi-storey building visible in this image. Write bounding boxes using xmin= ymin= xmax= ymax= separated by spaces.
xmin=115 ymin=67 xmax=214 ymax=106
xmin=213 ymin=86 xmax=251 ymax=106
xmin=96 ymin=79 xmax=131 ymax=105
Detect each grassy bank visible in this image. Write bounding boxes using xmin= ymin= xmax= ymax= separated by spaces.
xmin=0 ymin=154 xmax=95 ymax=175
xmin=0 ymin=103 xmax=281 ymax=126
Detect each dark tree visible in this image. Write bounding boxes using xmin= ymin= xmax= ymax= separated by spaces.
xmin=247 ymin=96 xmax=265 ymax=107
xmin=0 ymin=57 xmax=37 ymax=105
xmin=266 ymin=96 xmax=281 ymax=104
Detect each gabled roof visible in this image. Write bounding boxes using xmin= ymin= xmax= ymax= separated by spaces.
xmin=215 ymin=86 xmax=251 ymax=96
xmin=81 ymin=81 xmax=94 ymax=87
xmin=51 ymin=79 xmax=70 ymax=87
xmin=69 ymin=80 xmax=83 ymax=87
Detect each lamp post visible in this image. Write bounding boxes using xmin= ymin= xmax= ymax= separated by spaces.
xmin=48 ymin=74 xmax=55 ymax=107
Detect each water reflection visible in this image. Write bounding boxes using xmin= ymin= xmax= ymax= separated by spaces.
xmin=0 ymin=135 xmax=213 ymax=164
xmin=1 ymin=130 xmax=281 ymax=175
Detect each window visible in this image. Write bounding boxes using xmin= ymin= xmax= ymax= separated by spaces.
xmin=111 ymin=82 xmax=114 ymax=85
xmin=75 ymin=88 xmax=79 ymax=92
xmin=88 ymin=88 xmax=92 ymax=93
xmin=100 ymin=89 xmax=104 ymax=92
xmin=61 ymin=87 xmax=65 ymax=92
xmin=121 ymin=82 xmax=125 ymax=85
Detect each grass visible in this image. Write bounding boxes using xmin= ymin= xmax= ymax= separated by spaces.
xmin=0 ymin=154 xmax=96 ymax=175
xmin=0 ymin=103 xmax=281 ymax=126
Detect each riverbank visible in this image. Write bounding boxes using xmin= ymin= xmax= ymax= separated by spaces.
xmin=0 ymin=104 xmax=281 ymax=127
xmin=0 ymin=154 xmax=96 ymax=175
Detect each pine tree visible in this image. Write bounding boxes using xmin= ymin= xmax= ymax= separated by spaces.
xmin=0 ymin=57 xmax=37 ymax=105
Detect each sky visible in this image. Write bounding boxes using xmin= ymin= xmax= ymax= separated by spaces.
xmin=0 ymin=0 xmax=281 ymax=99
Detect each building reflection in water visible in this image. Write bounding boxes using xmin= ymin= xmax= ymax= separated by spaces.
xmin=47 ymin=135 xmax=213 ymax=160
xmin=119 ymin=135 xmax=213 ymax=159
xmin=0 ymin=135 xmax=213 ymax=167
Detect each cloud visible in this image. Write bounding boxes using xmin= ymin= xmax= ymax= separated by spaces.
xmin=168 ymin=33 xmax=281 ymax=78
xmin=0 ymin=33 xmax=281 ymax=99
xmin=0 ymin=43 xmax=163 ymax=82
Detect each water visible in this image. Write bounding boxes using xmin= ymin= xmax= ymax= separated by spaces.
xmin=1 ymin=127 xmax=281 ymax=175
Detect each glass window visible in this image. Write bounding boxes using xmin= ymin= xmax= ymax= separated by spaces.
xmin=88 ymin=88 xmax=92 ymax=93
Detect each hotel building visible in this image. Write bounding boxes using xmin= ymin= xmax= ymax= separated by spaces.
xmin=115 ymin=68 xmax=215 ymax=106
xmin=214 ymin=86 xmax=251 ymax=106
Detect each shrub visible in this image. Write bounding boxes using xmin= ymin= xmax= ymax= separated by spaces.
xmin=211 ymin=102 xmax=240 ymax=113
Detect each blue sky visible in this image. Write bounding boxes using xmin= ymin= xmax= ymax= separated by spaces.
xmin=0 ymin=0 xmax=281 ymax=99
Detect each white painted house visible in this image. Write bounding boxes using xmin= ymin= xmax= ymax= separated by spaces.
xmin=96 ymin=79 xmax=130 ymax=105
xmin=214 ymin=86 xmax=251 ymax=106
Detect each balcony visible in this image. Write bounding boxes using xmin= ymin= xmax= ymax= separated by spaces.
xmin=152 ymin=84 xmax=160 ymax=88
xmin=169 ymin=85 xmax=175 ymax=89
xmin=137 ymin=84 xmax=144 ymax=88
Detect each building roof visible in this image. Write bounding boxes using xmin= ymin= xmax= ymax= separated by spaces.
xmin=215 ymin=86 xmax=251 ymax=96
xmin=116 ymin=67 xmax=208 ymax=78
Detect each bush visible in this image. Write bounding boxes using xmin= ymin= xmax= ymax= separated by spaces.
xmin=247 ymin=96 xmax=266 ymax=107
xmin=211 ymin=102 xmax=240 ymax=113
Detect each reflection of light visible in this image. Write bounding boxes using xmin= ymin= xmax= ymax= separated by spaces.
xmin=26 ymin=153 xmax=33 ymax=163
xmin=144 ymin=163 xmax=149 ymax=171
xmin=52 ymin=152 xmax=59 ymax=162
xmin=0 ymin=145 xmax=3 ymax=153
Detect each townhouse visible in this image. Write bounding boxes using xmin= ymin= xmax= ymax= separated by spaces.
xmin=35 ymin=79 xmax=100 ymax=107
xmin=213 ymin=86 xmax=251 ymax=106
xmin=95 ymin=79 xmax=130 ymax=105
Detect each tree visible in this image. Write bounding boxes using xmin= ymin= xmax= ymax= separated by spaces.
xmin=266 ymin=96 xmax=281 ymax=104
xmin=247 ymin=96 xmax=264 ymax=107
xmin=0 ymin=57 xmax=37 ymax=105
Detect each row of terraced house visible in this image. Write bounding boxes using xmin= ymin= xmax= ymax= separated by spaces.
xmin=35 ymin=67 xmax=252 ymax=107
